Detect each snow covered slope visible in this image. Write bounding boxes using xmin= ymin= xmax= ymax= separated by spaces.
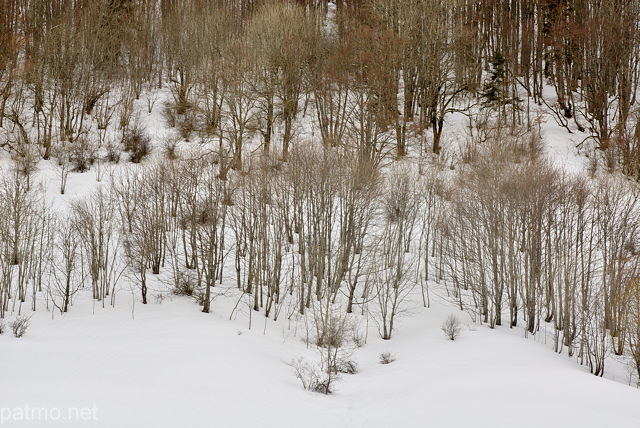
xmin=3 ymin=291 xmax=640 ymax=428
xmin=1 ymin=81 xmax=638 ymax=428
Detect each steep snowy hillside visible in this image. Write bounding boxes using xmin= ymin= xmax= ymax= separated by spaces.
xmin=3 ymin=1 xmax=640 ymax=427
xmin=1 ymin=84 xmax=639 ymax=428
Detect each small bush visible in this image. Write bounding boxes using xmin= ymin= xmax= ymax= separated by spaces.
xmin=379 ymin=352 xmax=396 ymax=365
xmin=173 ymin=270 xmax=196 ymax=297
xmin=154 ymin=292 xmax=168 ymax=304
xmin=288 ymin=357 xmax=334 ymax=395
xmin=177 ymin=113 xmax=196 ymax=141
xmin=119 ymin=96 xmax=134 ymax=130
xmin=122 ymin=124 xmax=151 ymax=163
xmin=10 ymin=315 xmax=32 ymax=338
xmin=0 ymin=319 xmax=5 ymax=334
xmin=161 ymin=102 xmax=177 ymax=128
xmin=69 ymin=138 xmax=96 ymax=172
xmin=195 ymin=289 xmax=207 ymax=307
xmin=442 ymin=314 xmax=462 ymax=341
xmin=316 ymin=324 xmax=345 ymax=349
xmin=312 ymin=380 xmax=332 ymax=394
xmin=163 ymin=135 xmax=180 ymax=160
xmin=335 ymin=359 xmax=358 ymax=375
xmin=351 ymin=329 xmax=366 ymax=348
xmin=105 ymin=140 xmax=122 ymax=163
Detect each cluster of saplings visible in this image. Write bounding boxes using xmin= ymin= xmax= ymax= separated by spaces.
xmin=1 ymin=123 xmax=640 ymax=389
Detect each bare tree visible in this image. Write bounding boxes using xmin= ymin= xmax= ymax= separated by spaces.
xmin=594 ymin=175 xmax=640 ymax=355
xmin=623 ymin=278 xmax=640 ymax=382
xmin=71 ymin=186 xmax=125 ymax=306
xmin=246 ymin=2 xmax=321 ymax=160
xmin=219 ymin=38 xmax=259 ymax=172
xmin=442 ymin=314 xmax=462 ymax=340
xmin=230 ymin=155 xmax=288 ymax=319
xmin=370 ymin=166 xmax=420 ymax=339
xmin=49 ymin=216 xmax=83 ymax=313
xmin=192 ymin=159 xmax=230 ymax=313
xmin=312 ymin=34 xmax=354 ymax=150
xmin=341 ymin=18 xmax=399 ymax=163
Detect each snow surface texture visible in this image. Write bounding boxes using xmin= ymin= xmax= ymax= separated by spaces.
xmin=3 ymin=294 xmax=640 ymax=428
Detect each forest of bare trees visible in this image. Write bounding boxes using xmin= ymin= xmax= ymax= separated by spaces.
xmin=2 ymin=0 xmax=640 ymax=390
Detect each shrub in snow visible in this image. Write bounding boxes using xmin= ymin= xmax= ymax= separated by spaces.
xmin=177 ymin=112 xmax=196 ymax=141
xmin=172 ymin=270 xmax=196 ymax=297
xmin=122 ymin=123 xmax=151 ymax=163
xmin=195 ymin=290 xmax=207 ymax=307
xmin=105 ymin=140 xmax=122 ymax=163
xmin=379 ymin=352 xmax=396 ymax=365
xmin=163 ymin=135 xmax=180 ymax=160
xmin=154 ymin=292 xmax=168 ymax=304
xmin=10 ymin=316 xmax=32 ymax=338
xmin=351 ymin=329 xmax=366 ymax=348
xmin=288 ymin=357 xmax=335 ymax=395
xmin=69 ymin=137 xmax=95 ymax=172
xmin=316 ymin=324 xmax=344 ymax=349
xmin=312 ymin=380 xmax=332 ymax=395
xmin=442 ymin=314 xmax=462 ymax=341
xmin=0 ymin=319 xmax=5 ymax=334
xmin=335 ymin=359 xmax=359 ymax=375
xmin=315 ymin=309 xmax=351 ymax=349
xmin=161 ymin=102 xmax=177 ymax=128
